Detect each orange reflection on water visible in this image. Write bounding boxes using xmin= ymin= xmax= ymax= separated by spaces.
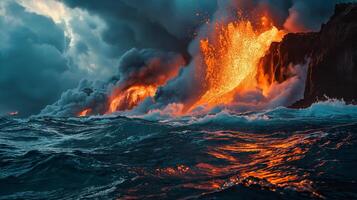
xmin=203 ymin=131 xmax=323 ymax=193
xmin=148 ymin=131 xmax=326 ymax=198
xmin=156 ymin=165 xmax=191 ymax=177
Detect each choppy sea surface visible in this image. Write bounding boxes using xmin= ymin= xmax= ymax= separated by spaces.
xmin=1 ymin=101 xmax=357 ymax=200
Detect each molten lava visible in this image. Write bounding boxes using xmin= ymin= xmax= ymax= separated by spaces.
xmin=191 ymin=17 xmax=285 ymax=110
xmin=108 ymin=85 xmax=157 ymax=113
xmin=78 ymin=108 xmax=92 ymax=117
xmin=105 ymin=16 xmax=286 ymax=115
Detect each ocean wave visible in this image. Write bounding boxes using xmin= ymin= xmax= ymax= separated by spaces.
xmin=1 ymin=100 xmax=357 ymax=199
xmin=185 ymin=100 xmax=357 ymax=127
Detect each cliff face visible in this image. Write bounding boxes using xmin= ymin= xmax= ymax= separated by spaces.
xmin=258 ymin=3 xmax=357 ymax=107
xmin=257 ymin=32 xmax=317 ymax=85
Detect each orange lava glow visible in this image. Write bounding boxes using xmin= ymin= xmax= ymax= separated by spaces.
xmin=78 ymin=108 xmax=92 ymax=117
xmin=191 ymin=17 xmax=285 ymax=110
xmin=106 ymin=54 xmax=184 ymax=114
xmin=108 ymin=85 xmax=157 ymax=113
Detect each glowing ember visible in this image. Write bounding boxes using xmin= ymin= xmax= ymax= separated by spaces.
xmin=108 ymin=85 xmax=157 ymax=113
xmin=191 ymin=17 xmax=285 ymax=110
xmin=78 ymin=108 xmax=92 ymax=117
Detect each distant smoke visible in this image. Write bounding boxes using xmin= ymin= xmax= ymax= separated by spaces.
xmin=39 ymin=79 xmax=108 ymax=116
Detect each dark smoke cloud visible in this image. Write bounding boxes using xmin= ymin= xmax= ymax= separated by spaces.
xmin=152 ymin=60 xmax=206 ymax=111
xmin=115 ymin=48 xmax=185 ymax=89
xmin=40 ymin=48 xmax=184 ymax=116
xmin=40 ymin=79 xmax=108 ymax=117
xmin=0 ymin=1 xmax=78 ymax=116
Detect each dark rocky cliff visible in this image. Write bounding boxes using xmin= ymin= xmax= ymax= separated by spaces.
xmin=258 ymin=3 xmax=357 ymax=107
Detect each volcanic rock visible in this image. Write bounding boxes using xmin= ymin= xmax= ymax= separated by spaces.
xmin=258 ymin=3 xmax=357 ymax=108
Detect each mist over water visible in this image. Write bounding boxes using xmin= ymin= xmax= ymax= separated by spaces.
xmin=1 ymin=100 xmax=357 ymax=199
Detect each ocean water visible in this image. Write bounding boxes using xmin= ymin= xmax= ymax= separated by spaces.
xmin=1 ymin=101 xmax=357 ymax=200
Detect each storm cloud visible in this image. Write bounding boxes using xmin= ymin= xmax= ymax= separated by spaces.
xmin=62 ymin=0 xmax=218 ymax=60
xmin=0 ymin=1 xmax=77 ymax=116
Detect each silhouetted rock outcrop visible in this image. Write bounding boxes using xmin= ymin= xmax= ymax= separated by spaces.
xmin=258 ymin=3 xmax=357 ymax=108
